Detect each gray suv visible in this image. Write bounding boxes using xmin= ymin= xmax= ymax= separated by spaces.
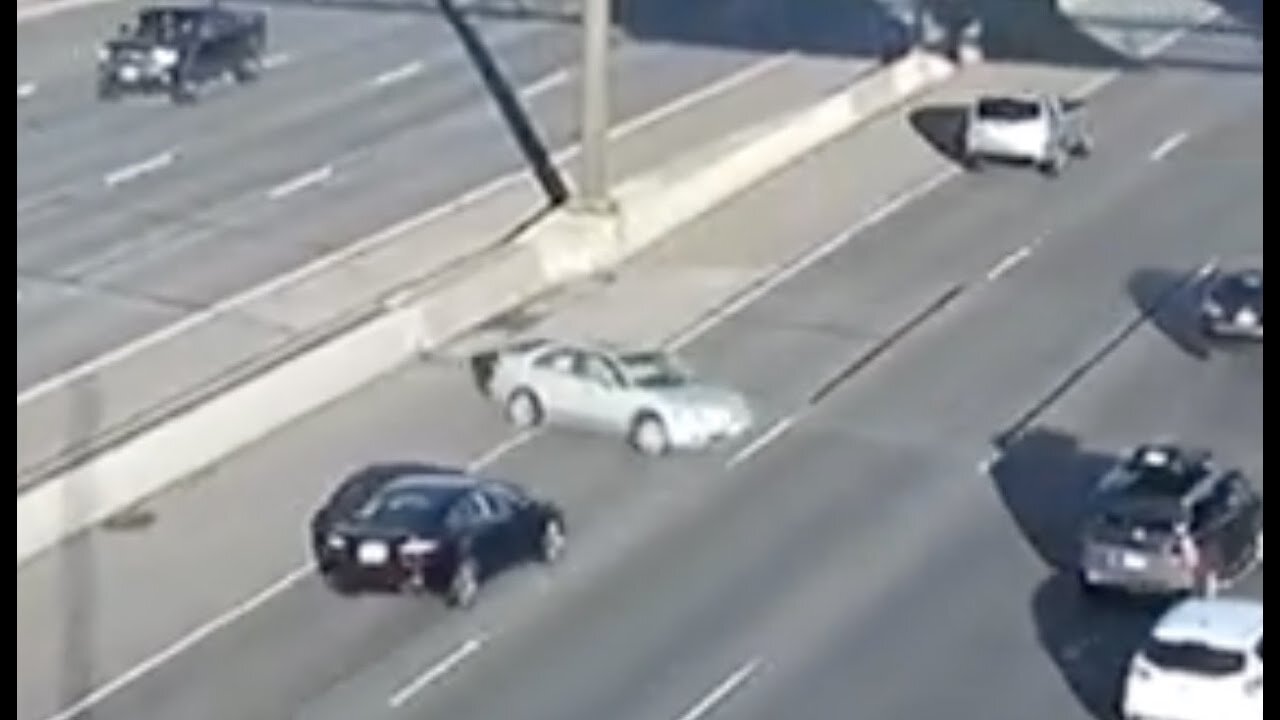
xmin=1078 ymin=443 xmax=1263 ymax=598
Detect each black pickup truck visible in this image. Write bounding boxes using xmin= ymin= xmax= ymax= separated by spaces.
xmin=96 ymin=3 xmax=267 ymax=103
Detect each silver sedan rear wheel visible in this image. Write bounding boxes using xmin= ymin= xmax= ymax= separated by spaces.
xmin=631 ymin=415 xmax=670 ymax=456
xmin=505 ymin=389 xmax=542 ymax=428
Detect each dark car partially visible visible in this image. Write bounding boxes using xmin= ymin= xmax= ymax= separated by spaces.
xmin=1199 ymin=268 xmax=1264 ymax=340
xmin=96 ymin=3 xmax=266 ymax=103
xmin=309 ymin=464 xmax=567 ymax=608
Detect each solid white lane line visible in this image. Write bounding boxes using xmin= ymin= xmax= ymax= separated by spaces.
xmin=727 ymin=417 xmax=796 ymax=469
xmin=606 ymin=53 xmax=793 ymax=144
xmin=387 ymin=636 xmax=487 ymax=708
xmin=261 ymin=52 xmax=292 ymax=70
xmin=371 ymin=60 xmax=425 ymax=89
xmin=985 ymin=244 xmax=1034 ymax=282
xmin=266 ymin=164 xmax=334 ymax=200
xmin=1149 ymin=130 xmax=1188 ymax=161
xmin=103 ymin=150 xmax=177 ymax=187
xmin=667 ymin=167 xmax=958 ymax=350
xmin=520 ymin=67 xmax=571 ymax=99
xmin=673 ymin=659 xmax=763 ymax=720
xmin=39 ymin=563 xmax=312 ymax=720
xmin=467 ymin=430 xmax=537 ymax=472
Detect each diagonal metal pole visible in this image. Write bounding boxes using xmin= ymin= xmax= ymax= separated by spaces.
xmin=574 ymin=0 xmax=615 ymax=213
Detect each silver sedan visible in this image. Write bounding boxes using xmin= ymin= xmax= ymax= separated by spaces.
xmin=471 ymin=338 xmax=753 ymax=455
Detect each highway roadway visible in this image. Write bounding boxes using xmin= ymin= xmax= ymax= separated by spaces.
xmin=15 ymin=0 xmax=902 ymax=395
xmin=16 ymin=11 xmax=1263 ymax=720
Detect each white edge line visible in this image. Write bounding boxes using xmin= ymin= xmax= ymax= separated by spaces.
xmin=669 ymin=167 xmax=958 ymax=351
xmin=371 ymin=60 xmax=425 ymax=89
xmin=266 ymin=164 xmax=334 ymax=200
xmin=985 ymin=244 xmax=1034 ymax=282
xmin=728 ymin=417 xmax=796 ymax=469
xmin=466 ymin=430 xmax=536 ymax=472
xmin=607 ymin=53 xmax=793 ymax=145
xmin=519 ymin=67 xmax=571 ymax=99
xmin=673 ymin=658 xmax=762 ymax=720
xmin=40 ymin=563 xmax=312 ymax=720
xmin=18 ymin=81 xmax=37 ymax=99
xmin=1149 ymin=130 xmax=1188 ymax=161
xmin=261 ymin=52 xmax=291 ymax=70
xmin=387 ymin=636 xmax=487 ymax=708
xmin=977 ymin=454 xmax=998 ymax=475
xmin=18 ymin=53 xmax=794 ymax=408
xmin=1196 ymin=256 xmax=1220 ymax=281
xmin=103 ymin=150 xmax=177 ymax=187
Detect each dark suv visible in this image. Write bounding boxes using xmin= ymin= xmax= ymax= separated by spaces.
xmin=1199 ymin=267 xmax=1263 ymax=340
xmin=96 ymin=3 xmax=266 ymax=103
xmin=1078 ymin=443 xmax=1262 ymax=599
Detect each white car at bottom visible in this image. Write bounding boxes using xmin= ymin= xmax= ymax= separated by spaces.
xmin=962 ymin=93 xmax=1092 ymax=175
xmin=1121 ymin=596 xmax=1263 ymax=720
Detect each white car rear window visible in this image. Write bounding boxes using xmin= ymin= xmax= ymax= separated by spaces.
xmin=976 ymin=98 xmax=1041 ymax=121
xmin=1143 ymin=639 xmax=1246 ymax=676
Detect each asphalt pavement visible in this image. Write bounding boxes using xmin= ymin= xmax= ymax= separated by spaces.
xmin=15 ymin=12 xmax=1263 ymax=720
xmin=15 ymin=0 xmax=897 ymax=395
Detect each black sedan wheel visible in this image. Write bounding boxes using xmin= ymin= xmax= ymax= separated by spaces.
xmin=446 ymin=559 xmax=479 ymax=608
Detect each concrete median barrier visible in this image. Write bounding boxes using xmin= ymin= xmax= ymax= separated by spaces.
xmin=17 ymin=49 xmax=958 ymax=567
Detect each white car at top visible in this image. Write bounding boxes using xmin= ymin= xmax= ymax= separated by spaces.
xmin=961 ymin=93 xmax=1092 ymax=175
xmin=1121 ymin=596 xmax=1263 ymax=720
xmin=470 ymin=338 xmax=753 ymax=456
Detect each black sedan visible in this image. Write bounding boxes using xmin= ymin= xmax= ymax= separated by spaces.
xmin=309 ymin=463 xmax=567 ymax=608
xmin=1199 ymin=267 xmax=1263 ymax=340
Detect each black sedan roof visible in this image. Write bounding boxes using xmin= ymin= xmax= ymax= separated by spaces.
xmin=350 ymin=471 xmax=477 ymax=530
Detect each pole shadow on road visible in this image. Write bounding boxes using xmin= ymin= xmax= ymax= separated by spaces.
xmin=437 ymin=0 xmax=570 ymax=206
xmin=987 ymin=426 xmax=1115 ymax=570
xmin=1127 ymin=267 xmax=1213 ymax=361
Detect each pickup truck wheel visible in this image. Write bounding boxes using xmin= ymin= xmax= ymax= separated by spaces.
xmin=96 ymin=78 xmax=120 ymax=101
xmin=170 ymin=76 xmax=198 ymax=104
xmin=233 ymin=55 xmax=261 ymax=83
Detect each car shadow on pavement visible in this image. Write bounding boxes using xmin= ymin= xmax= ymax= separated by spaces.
xmin=907 ymin=104 xmax=967 ymax=166
xmin=1127 ymin=267 xmax=1212 ymax=361
xmin=1032 ymin=571 xmax=1170 ymax=720
xmin=988 ymin=426 xmax=1115 ymax=571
